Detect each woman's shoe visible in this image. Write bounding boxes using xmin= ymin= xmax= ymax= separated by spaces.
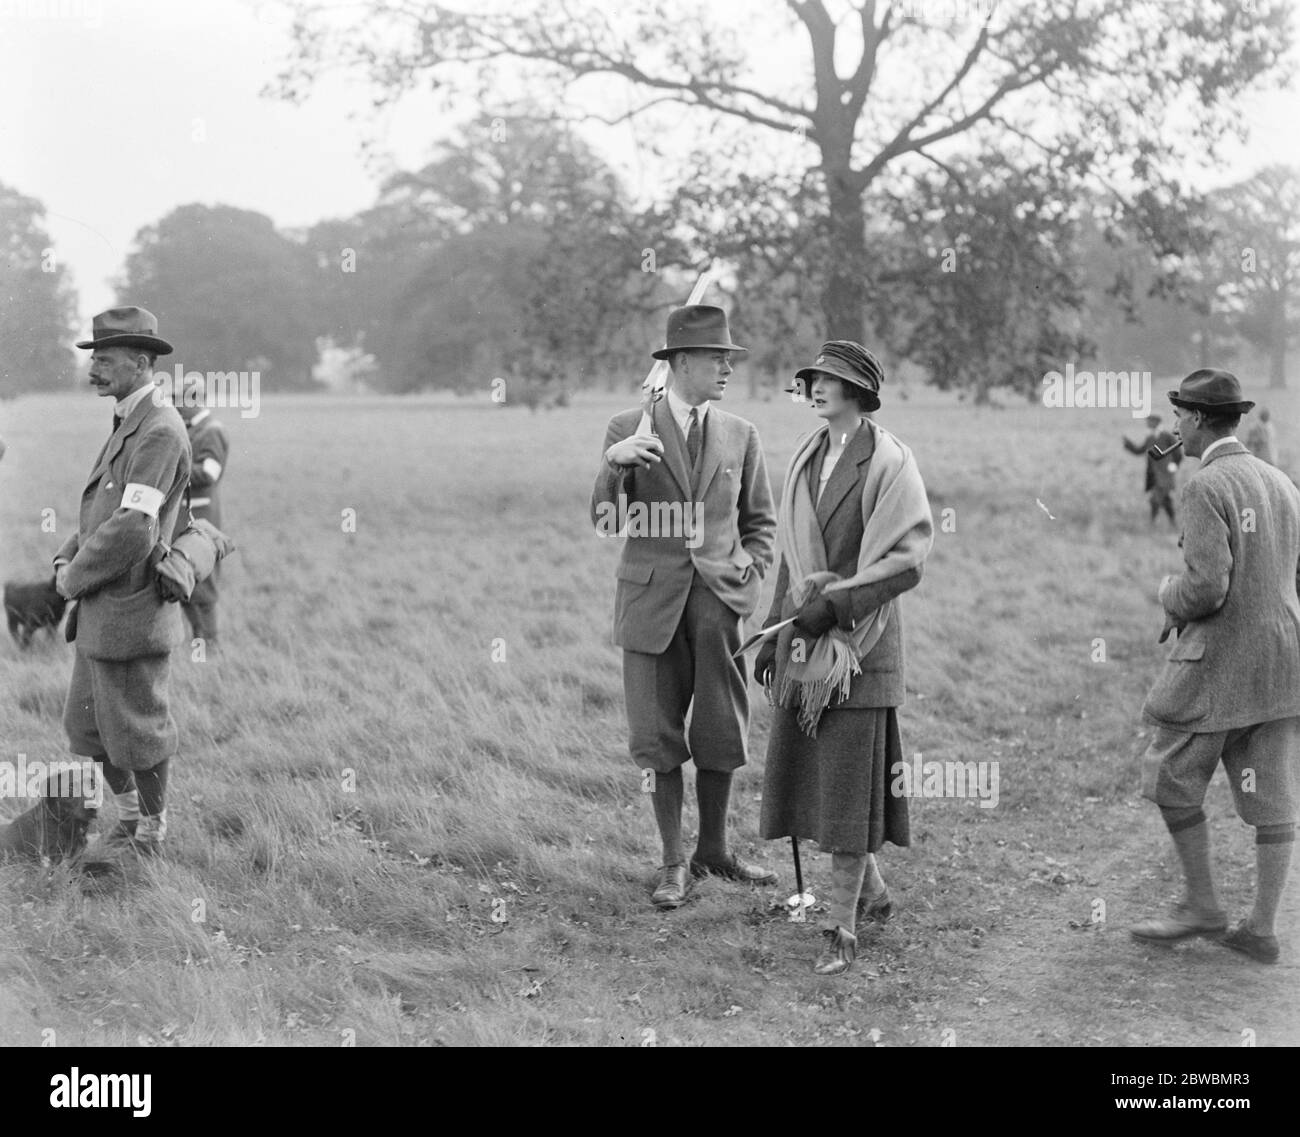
xmin=858 ymin=886 xmax=893 ymax=923
xmin=813 ymin=926 xmax=857 ymax=975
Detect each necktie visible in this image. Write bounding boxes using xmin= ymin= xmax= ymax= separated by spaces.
xmin=686 ymin=408 xmax=701 ymax=468
xmin=112 ymin=414 xmax=122 ymax=432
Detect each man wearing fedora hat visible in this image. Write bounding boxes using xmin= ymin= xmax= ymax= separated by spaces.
xmin=53 ymin=306 xmax=191 ymax=863
xmin=591 ymin=304 xmax=778 ymax=908
xmin=1130 ymin=369 xmax=1300 ymax=964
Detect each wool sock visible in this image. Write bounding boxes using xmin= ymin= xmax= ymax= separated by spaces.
xmin=1249 ymin=824 xmax=1295 ymax=937
xmin=134 ymin=759 xmax=169 ymax=818
xmin=137 ymin=811 xmax=168 ymax=842
xmin=862 ymin=852 xmax=886 ymax=899
xmin=694 ymin=770 xmax=732 ymax=863
xmin=100 ymin=760 xmax=134 ymax=797
xmin=96 ymin=760 xmax=139 ymax=821
xmin=1160 ymin=806 xmax=1221 ymax=913
xmin=115 ymin=789 xmax=141 ymax=824
xmin=650 ymin=767 xmax=685 ymax=866
xmin=824 ymin=851 xmax=868 ymax=934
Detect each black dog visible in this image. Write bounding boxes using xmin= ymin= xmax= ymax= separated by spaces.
xmin=4 ymin=575 xmax=67 ymax=648
xmin=0 ymin=775 xmax=98 ymax=863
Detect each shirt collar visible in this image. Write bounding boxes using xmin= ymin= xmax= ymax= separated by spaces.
xmin=115 ymin=381 xmax=157 ymax=420
xmin=665 ymin=385 xmax=708 ymax=435
xmin=1200 ymin=436 xmax=1239 ymax=462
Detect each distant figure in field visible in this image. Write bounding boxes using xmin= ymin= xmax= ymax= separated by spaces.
xmin=1123 ymin=413 xmax=1181 ymax=526
xmin=1242 ymin=406 xmax=1277 ymax=466
xmin=175 ymin=376 xmax=230 ymax=652
xmin=1130 ymin=370 xmax=1300 ymax=965
xmin=756 ymin=342 xmax=932 ymax=976
xmin=591 ymin=304 xmax=779 ymax=910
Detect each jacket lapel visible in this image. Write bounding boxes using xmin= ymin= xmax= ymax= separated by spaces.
xmin=87 ymin=392 xmax=154 ymax=487
xmin=653 ymin=396 xmax=691 ymax=499
xmin=694 ymin=406 xmax=725 ymax=497
xmin=815 ymin=418 xmax=875 ymax=529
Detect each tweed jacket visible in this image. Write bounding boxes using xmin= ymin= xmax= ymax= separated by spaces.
xmin=185 ymin=410 xmax=229 ymax=527
xmin=1143 ymin=441 xmax=1300 ymax=732
xmin=55 ymin=391 xmax=191 ymax=661
xmin=591 ymin=395 xmax=776 ymax=654
xmin=763 ymin=421 xmax=926 ymax=708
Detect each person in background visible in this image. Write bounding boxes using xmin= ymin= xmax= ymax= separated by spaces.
xmin=1124 ymin=413 xmax=1182 ymax=527
xmin=1242 ymin=406 xmax=1277 ymax=467
xmin=175 ymin=376 xmax=230 ymax=653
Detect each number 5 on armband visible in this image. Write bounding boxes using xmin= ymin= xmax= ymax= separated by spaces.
xmin=121 ymin=483 xmax=164 ymax=519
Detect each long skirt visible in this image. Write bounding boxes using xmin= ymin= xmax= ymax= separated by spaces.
xmin=760 ymin=704 xmax=908 ymax=855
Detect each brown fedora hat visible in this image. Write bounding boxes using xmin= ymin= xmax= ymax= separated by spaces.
xmin=792 ymin=340 xmax=884 ymax=410
xmin=75 ymin=306 xmax=173 ymax=355
xmin=1167 ymin=368 xmax=1254 ymax=415
xmin=652 ymin=304 xmax=748 ymax=360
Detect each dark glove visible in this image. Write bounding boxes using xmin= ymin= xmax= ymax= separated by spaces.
xmin=755 ymin=637 xmax=778 ymax=686
xmin=793 ymin=595 xmax=838 ymax=638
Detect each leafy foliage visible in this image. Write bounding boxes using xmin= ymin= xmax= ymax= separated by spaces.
xmin=116 ymin=204 xmax=319 ymax=389
xmin=0 ymin=181 xmax=77 ymax=398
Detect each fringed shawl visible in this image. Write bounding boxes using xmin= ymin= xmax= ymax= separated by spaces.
xmin=776 ymin=420 xmax=932 ymax=735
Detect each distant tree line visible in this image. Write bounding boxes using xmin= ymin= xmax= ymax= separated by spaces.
xmin=0 ymin=155 xmax=1295 ymax=400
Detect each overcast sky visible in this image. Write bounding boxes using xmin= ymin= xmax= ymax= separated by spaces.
xmin=3 ymin=0 xmax=1298 ymax=330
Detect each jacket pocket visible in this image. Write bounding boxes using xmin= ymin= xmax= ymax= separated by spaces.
xmin=616 ymin=562 xmax=653 ymax=585
xmin=76 ymin=583 xmax=179 ymax=661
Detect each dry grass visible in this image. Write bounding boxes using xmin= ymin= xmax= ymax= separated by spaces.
xmin=1 ymin=381 xmax=1297 ymax=1046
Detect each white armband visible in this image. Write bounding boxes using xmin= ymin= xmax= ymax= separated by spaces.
xmin=121 ymin=483 xmax=165 ymax=518
xmin=200 ymin=458 xmax=223 ymax=481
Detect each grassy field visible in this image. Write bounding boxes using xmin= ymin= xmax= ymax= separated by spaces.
xmin=1 ymin=379 xmax=1297 ymax=1047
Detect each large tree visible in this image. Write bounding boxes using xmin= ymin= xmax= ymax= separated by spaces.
xmin=117 ymin=204 xmax=319 ymax=389
xmin=1206 ymin=166 xmax=1298 ymax=389
xmin=0 ymin=181 xmax=78 ymax=398
xmin=306 ymin=114 xmax=689 ymax=393
xmin=877 ymin=151 xmax=1093 ymax=401
xmin=276 ymin=0 xmax=1292 ymax=365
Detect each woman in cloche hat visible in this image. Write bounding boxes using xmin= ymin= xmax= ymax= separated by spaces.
xmin=755 ymin=342 xmax=934 ymax=975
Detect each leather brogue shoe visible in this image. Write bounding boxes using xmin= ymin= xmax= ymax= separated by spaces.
xmin=689 ymin=852 xmax=778 ymax=885
xmin=652 ymin=863 xmax=689 ymax=909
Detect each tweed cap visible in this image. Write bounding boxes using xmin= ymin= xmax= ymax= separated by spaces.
xmin=792 ymin=341 xmax=884 ymax=409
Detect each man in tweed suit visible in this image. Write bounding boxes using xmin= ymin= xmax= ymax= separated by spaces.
xmin=54 ymin=307 xmax=191 ymax=860
xmin=1130 ymin=370 xmax=1300 ymax=964
xmin=176 ymin=376 xmax=230 ymax=651
xmin=592 ymin=305 xmax=778 ymax=908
